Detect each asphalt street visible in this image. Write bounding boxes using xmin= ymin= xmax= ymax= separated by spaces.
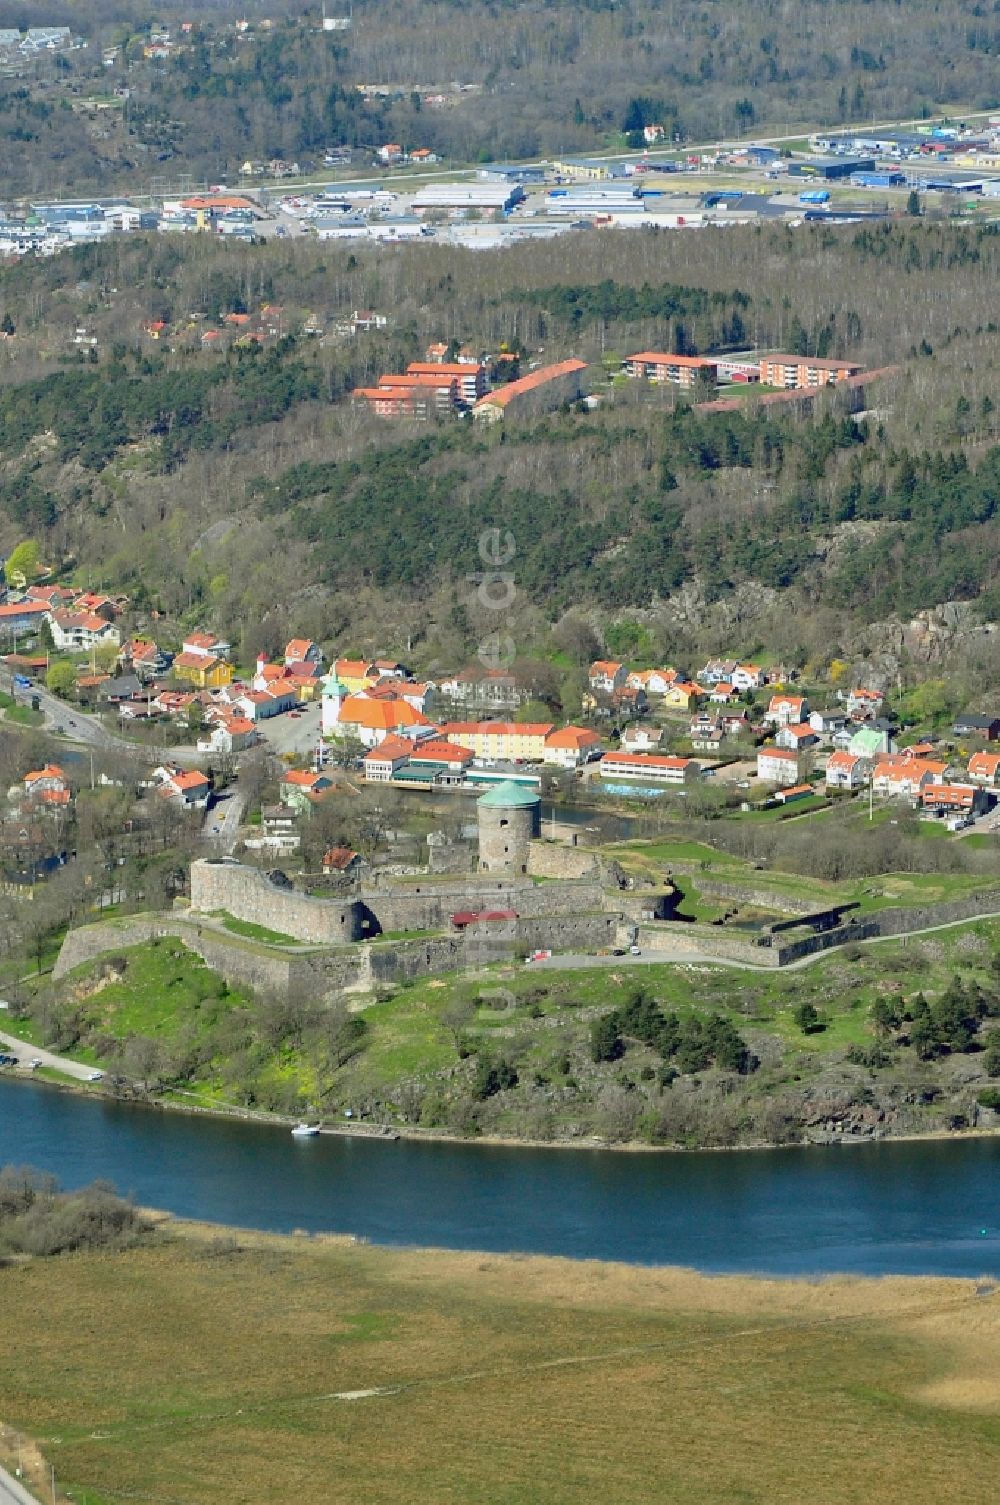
xmin=0 ymin=1464 xmax=41 ymax=1505
xmin=0 ymin=1024 xmax=97 ymax=1081
xmin=203 ymin=787 xmax=247 ymax=852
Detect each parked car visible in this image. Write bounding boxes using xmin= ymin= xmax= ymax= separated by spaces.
xmin=87 ymin=1070 xmax=104 ymax=1082
xmin=29 ymin=1056 xmax=43 ymax=1069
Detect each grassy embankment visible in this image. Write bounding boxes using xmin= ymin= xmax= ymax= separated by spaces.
xmin=21 ymin=886 xmax=1000 ymax=1135
xmin=2 ymin=1221 xmax=1000 ymax=1505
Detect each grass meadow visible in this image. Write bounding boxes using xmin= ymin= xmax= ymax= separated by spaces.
xmin=2 ymin=1223 xmax=1000 ymax=1504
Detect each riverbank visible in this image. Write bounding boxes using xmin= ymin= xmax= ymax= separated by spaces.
xmin=9 ymin=1062 xmax=1000 ymax=1158
xmin=2 ymin=1213 xmax=999 ymax=1505
xmin=10 ymin=907 xmax=1000 ymax=1156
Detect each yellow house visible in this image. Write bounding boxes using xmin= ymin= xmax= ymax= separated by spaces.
xmin=333 ymin=658 xmax=379 ymax=695
xmin=439 ymin=720 xmax=554 ymax=762
xmin=173 ymin=652 xmax=233 ymax=689
xmin=662 ymin=680 xmax=704 ymax=711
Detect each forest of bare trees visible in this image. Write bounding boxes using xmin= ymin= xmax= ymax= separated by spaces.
xmin=0 ymin=0 xmax=998 ymax=191
xmin=0 ymin=211 xmax=998 ymax=685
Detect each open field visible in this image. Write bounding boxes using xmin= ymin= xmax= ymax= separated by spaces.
xmin=3 ymin=1222 xmax=1000 ymax=1505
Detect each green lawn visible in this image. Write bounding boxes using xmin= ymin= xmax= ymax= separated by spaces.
xmin=3 ymin=703 xmax=44 ymax=726
xmin=216 ymin=913 xmax=302 ymax=946
xmin=59 ymin=938 xmax=251 ymax=1046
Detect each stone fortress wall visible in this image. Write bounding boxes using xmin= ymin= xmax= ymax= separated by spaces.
xmin=189 ymin=860 xmax=363 ymax=943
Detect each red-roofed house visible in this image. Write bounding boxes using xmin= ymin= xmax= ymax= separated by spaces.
xmin=197 ymin=716 xmax=258 ymax=755
xmin=323 ymin=847 xmax=362 ymax=876
xmin=408 ymin=739 xmax=474 ymax=771
xmin=543 ymin=726 xmax=602 ymax=768
xmin=174 ymin=651 xmax=233 ymax=689
xmin=968 ymin=751 xmax=1000 ymax=786
xmin=337 ymin=695 xmax=433 ymax=748
xmin=49 ymin=610 xmax=120 ymax=652
xmin=624 ymin=352 xmax=719 ymax=387
xmin=775 ymin=722 xmax=819 ymax=752
xmin=588 ymin=660 xmax=627 ymax=693
xmin=439 ymin=720 xmax=553 ymax=762
xmin=284 ymin=638 xmax=323 ymax=667
xmin=921 ymin=783 xmax=989 ymax=816
xmin=235 ymin=685 xmax=298 ymax=721
xmin=0 ymin=601 xmax=51 ymax=633
xmin=23 ymin=765 xmax=68 ymax=798
xmin=872 ymin=758 xmax=946 ymax=802
xmin=155 ymin=766 xmax=211 ymax=808
xmin=824 ymin=750 xmax=872 ymax=791
xmin=472 ymin=359 xmax=587 ymax=421
xmin=362 ymin=735 xmax=414 ymax=781
xmin=765 ymin=692 xmax=809 ymax=727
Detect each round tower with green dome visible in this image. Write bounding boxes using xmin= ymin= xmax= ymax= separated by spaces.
xmin=477 ymin=781 xmax=541 ymax=874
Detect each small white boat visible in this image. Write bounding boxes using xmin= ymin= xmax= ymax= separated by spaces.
xmin=291 ymin=1122 xmax=321 ymax=1138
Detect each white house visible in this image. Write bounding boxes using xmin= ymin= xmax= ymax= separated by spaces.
xmin=49 ymin=610 xmax=121 ymax=652
xmin=598 ymin=751 xmax=696 ymax=784
xmin=731 ymin=664 xmax=765 ymax=692
xmin=775 ymin=722 xmax=819 ymax=753
xmin=236 ymin=686 xmax=298 ymax=722
xmin=621 ymin=723 xmax=663 ymax=752
xmin=154 ymin=766 xmax=211 ymax=808
xmin=589 ymin=660 xmax=627 ymax=693
xmin=824 ymin=751 xmax=871 ymax=791
xmin=756 ymin=747 xmax=802 ymax=787
xmin=182 ymin=630 xmax=231 ymax=660
xmin=871 ymin=758 xmax=946 ymax=802
xmin=542 ymin=726 xmax=602 ymax=768
xmin=196 ymin=715 xmax=258 ymax=755
xmin=765 ymin=693 xmax=809 ymax=727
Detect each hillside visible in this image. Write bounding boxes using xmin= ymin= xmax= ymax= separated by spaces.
xmin=1 ymin=2 xmax=999 ymax=192
xmin=0 ymin=222 xmax=999 ymax=688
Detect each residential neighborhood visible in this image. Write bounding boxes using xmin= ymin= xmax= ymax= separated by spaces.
xmin=3 ymin=561 xmax=998 ymax=861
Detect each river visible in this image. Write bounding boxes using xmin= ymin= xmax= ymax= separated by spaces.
xmin=3 ymin=1079 xmax=999 ymax=1276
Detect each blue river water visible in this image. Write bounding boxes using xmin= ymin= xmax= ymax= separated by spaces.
xmin=2 ymin=1078 xmax=999 ymax=1276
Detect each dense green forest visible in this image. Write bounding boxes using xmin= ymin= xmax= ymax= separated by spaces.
xmin=0 ymin=0 xmax=998 ymax=191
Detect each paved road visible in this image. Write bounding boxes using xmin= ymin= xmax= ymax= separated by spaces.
xmin=28 ymin=682 xmax=118 ymax=748
xmin=0 ymin=1024 xmax=98 ymax=1082
xmin=0 ymin=1464 xmax=41 ymax=1505
xmin=203 ymin=787 xmax=247 ymax=852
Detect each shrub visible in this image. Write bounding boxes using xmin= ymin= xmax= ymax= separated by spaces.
xmin=0 ymin=1165 xmax=149 ymax=1256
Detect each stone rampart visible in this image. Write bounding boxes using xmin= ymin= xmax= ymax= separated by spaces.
xmin=637 ymin=921 xmax=775 ymax=966
xmin=684 ymin=877 xmax=818 ymax=915
xmin=53 ymin=914 xmax=302 ymax=994
xmin=190 ymin=859 xmax=362 ymax=943
xmin=361 ymin=876 xmax=606 ymax=934
xmin=526 ymin=843 xmax=598 ymax=880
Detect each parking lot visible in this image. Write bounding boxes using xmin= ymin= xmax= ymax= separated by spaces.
xmin=259 ymin=700 xmax=324 ymax=758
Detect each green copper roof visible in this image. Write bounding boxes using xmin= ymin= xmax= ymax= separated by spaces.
xmin=322 ymin=677 xmax=348 ymax=696
xmin=850 ymin=727 xmax=885 ymax=753
xmin=477 ymin=780 xmax=541 ymax=808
